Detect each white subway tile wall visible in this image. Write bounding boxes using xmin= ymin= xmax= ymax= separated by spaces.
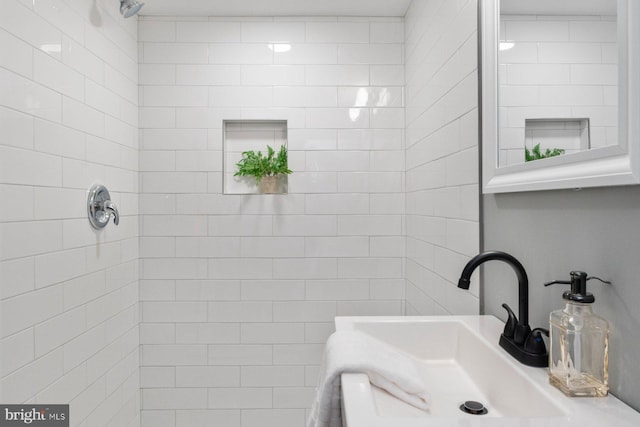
xmin=139 ymin=15 xmax=406 ymax=427
xmin=0 ymin=0 xmax=139 ymax=426
xmin=499 ymin=15 xmax=618 ymax=166
xmin=1 ymin=2 xmax=482 ymax=426
xmin=404 ymin=0 xmax=480 ymax=315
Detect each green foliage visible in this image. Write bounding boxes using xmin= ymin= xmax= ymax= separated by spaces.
xmin=234 ymin=145 xmax=293 ymax=184
xmin=525 ymin=143 xmax=565 ymax=162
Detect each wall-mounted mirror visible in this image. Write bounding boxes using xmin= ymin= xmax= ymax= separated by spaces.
xmin=481 ymin=0 xmax=640 ymax=193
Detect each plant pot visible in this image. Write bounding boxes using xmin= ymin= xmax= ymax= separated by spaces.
xmin=259 ymin=175 xmax=279 ymax=193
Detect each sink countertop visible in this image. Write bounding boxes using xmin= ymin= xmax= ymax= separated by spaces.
xmin=337 ymin=315 xmax=640 ymax=427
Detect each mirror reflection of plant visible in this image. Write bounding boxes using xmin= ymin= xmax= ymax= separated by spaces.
xmin=525 ymin=143 xmax=565 ymax=162
xmin=234 ymin=145 xmax=293 ymax=184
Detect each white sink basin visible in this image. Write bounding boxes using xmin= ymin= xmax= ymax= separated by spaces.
xmin=336 ymin=315 xmax=640 ymax=427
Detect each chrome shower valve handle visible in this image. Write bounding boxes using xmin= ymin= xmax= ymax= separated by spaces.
xmin=87 ymin=184 xmax=120 ymax=229
xmin=103 ymin=200 xmax=120 ymax=225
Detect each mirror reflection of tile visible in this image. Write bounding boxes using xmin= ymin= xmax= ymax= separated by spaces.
xmin=498 ymin=13 xmax=617 ymax=167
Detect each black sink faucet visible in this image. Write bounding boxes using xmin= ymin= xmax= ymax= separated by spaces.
xmin=458 ymin=251 xmax=548 ymax=367
xmin=458 ymin=251 xmax=530 ymax=343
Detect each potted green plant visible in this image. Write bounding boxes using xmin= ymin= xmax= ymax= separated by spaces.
xmin=234 ymin=144 xmax=293 ymax=193
xmin=525 ymin=143 xmax=565 ymax=162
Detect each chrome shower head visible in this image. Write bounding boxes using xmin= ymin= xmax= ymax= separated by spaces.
xmin=120 ymin=0 xmax=144 ymax=18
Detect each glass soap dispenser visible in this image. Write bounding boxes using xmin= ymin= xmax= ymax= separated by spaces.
xmin=545 ymin=271 xmax=610 ymax=397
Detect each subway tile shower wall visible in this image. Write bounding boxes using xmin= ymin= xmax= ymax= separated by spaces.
xmin=404 ymin=0 xmax=480 ymax=315
xmin=1 ymin=1 xmax=481 ymax=425
xmin=138 ymin=16 xmax=406 ymax=427
xmin=0 ymin=0 xmax=140 ymax=426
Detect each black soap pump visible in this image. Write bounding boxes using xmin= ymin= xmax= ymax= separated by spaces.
xmin=544 ymin=271 xmax=610 ymax=397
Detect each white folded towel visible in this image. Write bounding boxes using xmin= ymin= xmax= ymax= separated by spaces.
xmin=306 ymin=330 xmax=431 ymax=427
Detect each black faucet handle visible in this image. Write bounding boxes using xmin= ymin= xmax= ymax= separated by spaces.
xmin=501 ymin=303 xmax=518 ymax=338
xmin=514 ymin=323 xmax=532 ymax=345
xmin=544 ymin=279 xmax=571 ymax=286
xmin=524 ymin=328 xmax=549 ymax=355
xmin=502 ymin=303 xmax=531 ymax=344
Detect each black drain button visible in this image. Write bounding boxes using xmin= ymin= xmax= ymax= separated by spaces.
xmin=460 ymin=400 xmax=488 ymax=415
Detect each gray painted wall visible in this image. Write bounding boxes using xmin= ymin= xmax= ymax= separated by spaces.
xmin=483 ymin=185 xmax=640 ymax=411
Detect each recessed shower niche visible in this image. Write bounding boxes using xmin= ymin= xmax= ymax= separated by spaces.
xmin=223 ymin=120 xmax=289 ymax=194
xmin=525 ymin=118 xmax=590 ymax=155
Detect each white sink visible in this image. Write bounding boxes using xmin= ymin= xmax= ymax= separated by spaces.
xmin=336 ymin=315 xmax=640 ymax=427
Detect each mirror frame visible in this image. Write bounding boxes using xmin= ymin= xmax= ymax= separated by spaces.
xmin=481 ymin=0 xmax=640 ymax=193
